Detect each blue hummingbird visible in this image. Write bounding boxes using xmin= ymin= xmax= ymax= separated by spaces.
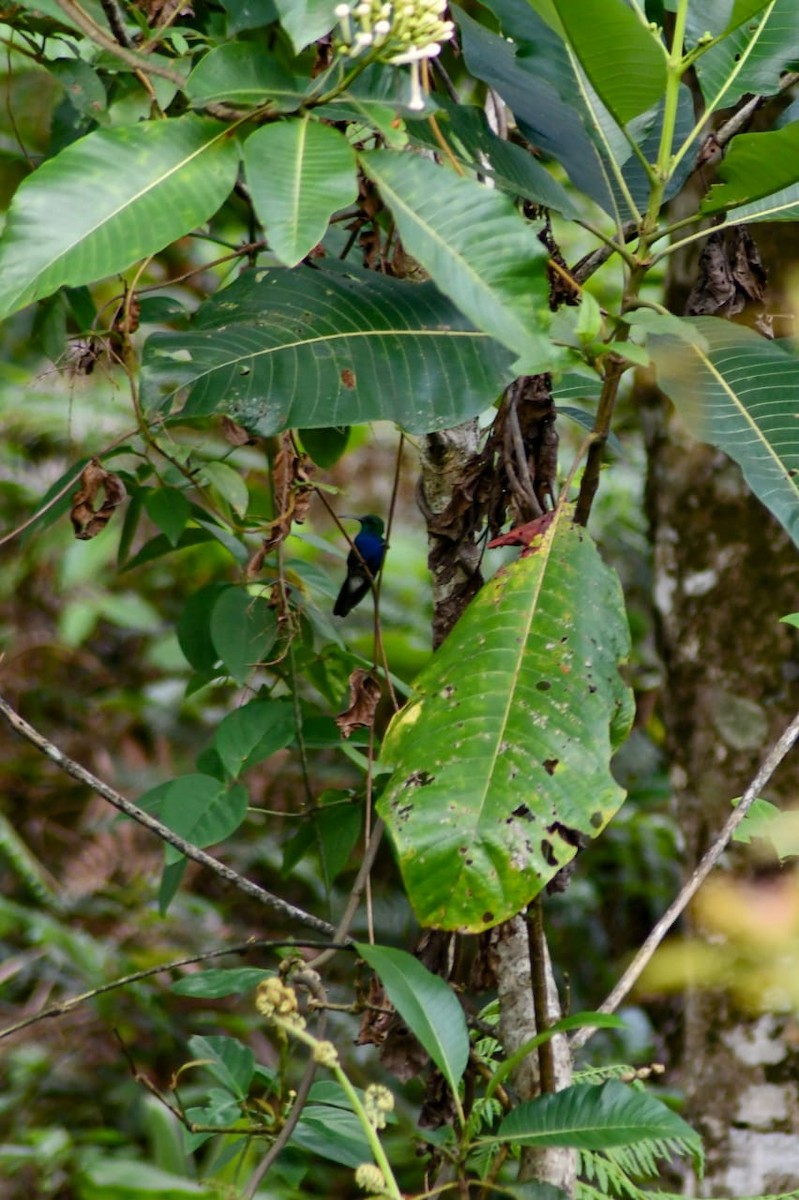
xmin=333 ymin=514 xmax=386 ymax=617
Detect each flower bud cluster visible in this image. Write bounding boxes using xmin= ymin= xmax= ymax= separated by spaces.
xmin=355 ymin=1162 xmax=389 ymax=1194
xmin=335 ymin=1 xmax=455 ymax=108
xmin=255 ymin=977 xmax=306 ymax=1030
xmin=364 ymin=1084 xmax=394 ymax=1129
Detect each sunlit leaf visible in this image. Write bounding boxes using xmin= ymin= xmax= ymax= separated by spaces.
xmin=530 ymin=0 xmax=668 ymax=126
xmin=244 ymin=118 xmax=358 ymax=266
xmin=0 ymin=115 xmax=240 ymax=319
xmin=378 ymin=508 xmax=633 ymax=931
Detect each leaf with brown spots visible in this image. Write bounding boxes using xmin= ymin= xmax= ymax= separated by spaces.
xmin=70 ymin=459 xmax=127 ymax=540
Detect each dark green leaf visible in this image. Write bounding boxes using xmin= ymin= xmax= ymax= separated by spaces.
xmin=120 ymin=525 xmax=214 ymax=571
xmin=142 ymin=262 xmax=514 ymax=434
xmin=213 ymin=698 xmax=295 ymax=777
xmin=650 ymin=317 xmax=799 ymax=547
xmin=492 ymin=1080 xmax=703 ymax=1162
xmin=185 ymin=43 xmax=304 ymax=111
xmin=0 ymin=115 xmax=240 ymax=318
xmin=221 ymin=0 xmax=278 ymax=33
xmin=144 ymin=487 xmax=191 ymax=547
xmin=210 ymin=588 xmax=278 ymax=684
xmin=360 ymin=149 xmax=552 ymax=372
xmin=300 ymin=426 xmax=350 ymax=467
xmin=274 ymin=0 xmax=340 ymax=51
xmin=356 ymin=943 xmax=469 ymax=1093
xmin=291 ymin=1105 xmax=372 ymax=1167
xmin=407 ymin=100 xmax=578 ymax=217
xmin=50 ymin=58 xmax=107 ymax=119
xmin=177 ymin=582 xmax=230 ymax=671
xmin=158 ymin=858 xmax=187 ymax=914
xmin=701 ymin=123 xmax=799 ymax=220
xmin=187 ymin=1034 xmax=254 ymax=1100
xmin=537 ymin=0 xmax=667 ymax=126
xmin=694 ymin=0 xmax=799 ymax=107
xmin=172 ymin=968 xmax=274 ymax=997
xmin=138 ymin=774 xmax=249 ymax=865
xmin=456 ymin=6 xmax=614 ymax=213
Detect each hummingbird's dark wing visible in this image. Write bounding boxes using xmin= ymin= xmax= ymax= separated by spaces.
xmin=333 ymin=550 xmax=372 ymax=617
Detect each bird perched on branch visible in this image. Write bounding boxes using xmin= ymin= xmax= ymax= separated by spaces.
xmin=333 ymin=515 xmax=386 ymax=617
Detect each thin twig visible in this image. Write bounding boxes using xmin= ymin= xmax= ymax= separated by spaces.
xmin=527 ymin=898 xmax=555 ymax=1093
xmin=53 ymin=0 xmax=186 ymax=87
xmin=98 ymin=0 xmax=132 ymax=47
xmin=571 ymin=708 xmax=799 ymax=1052
xmin=0 ymin=938 xmax=349 ymax=1043
xmin=0 ymin=695 xmax=337 ymax=938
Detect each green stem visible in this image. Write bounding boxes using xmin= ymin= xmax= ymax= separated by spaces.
xmin=644 ymin=0 xmax=689 ymax=233
xmin=276 ymin=1018 xmax=403 ymax=1200
xmin=670 ymin=1 xmax=777 ymax=175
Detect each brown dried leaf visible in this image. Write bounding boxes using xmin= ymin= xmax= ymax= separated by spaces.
xmin=356 ymin=975 xmax=393 ymax=1047
xmin=221 ymin=416 xmax=255 ymax=446
xmin=336 ymin=669 xmax=381 ymax=739
xmin=686 ymin=226 xmax=773 ymax=337
xmin=259 ymin=435 xmax=315 ymax=557
xmin=70 ymin=459 xmax=127 ymax=540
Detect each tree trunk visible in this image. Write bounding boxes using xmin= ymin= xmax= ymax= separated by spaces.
xmin=645 ymin=384 xmax=799 ymax=1193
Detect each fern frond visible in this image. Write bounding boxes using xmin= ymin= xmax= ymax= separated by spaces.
xmin=0 ymin=811 xmax=60 ymax=907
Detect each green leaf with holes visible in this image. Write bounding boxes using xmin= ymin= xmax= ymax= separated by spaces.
xmin=650 ymin=316 xmax=799 ymax=548
xmin=378 ymin=507 xmax=634 ymax=932
xmin=0 ymin=114 xmax=240 ymax=319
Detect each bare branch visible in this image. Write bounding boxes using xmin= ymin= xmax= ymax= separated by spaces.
xmin=0 ymin=694 xmax=336 ymax=939
xmin=0 ymin=938 xmax=349 ymax=1043
xmin=572 ymin=707 xmax=799 ymax=1051
xmin=53 ymin=0 xmax=186 ymax=87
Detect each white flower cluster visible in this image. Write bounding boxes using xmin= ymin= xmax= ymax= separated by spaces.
xmin=335 ymin=1 xmax=454 ymax=108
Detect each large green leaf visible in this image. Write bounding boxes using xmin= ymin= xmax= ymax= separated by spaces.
xmin=360 ymin=149 xmax=552 ymax=373
xmin=377 ymin=508 xmax=634 ymax=932
xmin=700 ymin=123 xmax=799 ymax=220
xmin=694 ymin=0 xmax=798 ymax=108
xmin=456 ymin=6 xmax=614 ymax=213
xmin=185 ymin=43 xmax=305 ymax=111
xmin=407 ymin=100 xmax=579 ymax=217
xmin=0 ymin=115 xmax=240 ymax=319
xmin=356 ymin=943 xmax=469 ymax=1093
xmin=491 ymin=1081 xmax=703 ymax=1162
xmin=141 ymin=262 xmax=515 ymax=434
xmin=534 ymin=0 xmax=668 ymax=126
xmin=243 ymin=118 xmax=358 ymax=267
xmin=650 ymin=316 xmax=799 ymax=547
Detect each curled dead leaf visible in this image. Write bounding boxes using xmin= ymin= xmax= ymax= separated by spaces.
xmin=221 ymin=416 xmax=255 ymax=446
xmin=70 ymin=459 xmax=126 ymax=540
xmin=336 ymin=669 xmax=381 ymax=739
